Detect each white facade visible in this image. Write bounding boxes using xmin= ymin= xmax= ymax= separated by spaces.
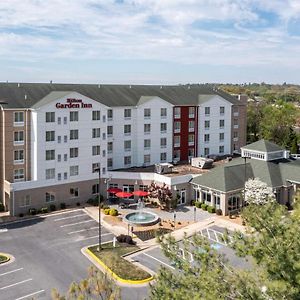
xmin=198 ymin=95 xmax=232 ymax=156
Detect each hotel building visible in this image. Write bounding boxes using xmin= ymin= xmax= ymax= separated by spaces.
xmin=0 ymin=83 xmax=247 ymax=216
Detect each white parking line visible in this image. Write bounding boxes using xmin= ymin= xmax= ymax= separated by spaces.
xmin=206 ymin=228 xmax=211 ymax=240
xmin=143 ymin=252 xmax=175 ymax=270
xmin=15 ymin=289 xmax=45 ymax=300
xmin=76 ymin=233 xmax=113 ymax=242
xmin=60 ymin=220 xmax=94 ymax=228
xmin=0 ymin=268 xmax=23 ymax=277
xmin=68 ymin=226 xmax=98 ymax=234
xmin=54 ymin=214 xmax=87 ymax=222
xmin=0 ymin=278 xmax=32 ymax=290
xmin=214 ymin=230 xmax=219 ymax=243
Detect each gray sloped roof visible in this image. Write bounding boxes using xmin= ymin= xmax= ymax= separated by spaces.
xmin=242 ymin=139 xmax=284 ymax=152
xmin=191 ymin=157 xmax=300 ymax=192
xmin=0 ymin=82 xmax=242 ymax=109
xmin=31 ymin=91 xmax=74 ymax=109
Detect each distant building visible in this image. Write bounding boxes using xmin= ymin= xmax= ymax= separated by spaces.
xmin=191 ymin=140 xmax=300 ymax=215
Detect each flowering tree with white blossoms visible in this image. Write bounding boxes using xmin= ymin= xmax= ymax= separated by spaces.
xmin=245 ymin=178 xmax=275 ymax=205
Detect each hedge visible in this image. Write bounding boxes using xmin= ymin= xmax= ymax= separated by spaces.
xmin=201 ymin=203 xmax=208 ymax=211
xmin=207 ymin=206 xmax=216 ymax=213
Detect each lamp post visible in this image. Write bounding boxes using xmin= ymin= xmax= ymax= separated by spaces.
xmin=173 ymin=212 xmax=176 ymax=230
xmin=194 ymin=206 xmax=196 ymax=222
xmin=95 ymin=166 xmax=102 ymax=251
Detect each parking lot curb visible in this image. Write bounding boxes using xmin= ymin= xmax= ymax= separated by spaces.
xmin=0 ymin=252 xmax=12 ymax=265
xmin=83 ymin=247 xmax=154 ymax=285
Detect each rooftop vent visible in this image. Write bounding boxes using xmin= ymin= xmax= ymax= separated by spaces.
xmin=17 ymin=83 xmax=20 ymax=88
xmin=129 ymin=85 xmax=132 ymax=89
xmin=160 ymin=86 xmax=163 ymax=89
xmin=24 ymin=94 xmax=27 ymax=100
xmin=98 ymin=84 xmax=101 ymax=88
xmin=50 ymin=80 xmax=53 ymax=84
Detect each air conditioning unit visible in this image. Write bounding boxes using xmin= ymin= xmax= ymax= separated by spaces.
xmin=155 ymin=163 xmax=174 ymax=174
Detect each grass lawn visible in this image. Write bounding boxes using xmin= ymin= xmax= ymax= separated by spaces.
xmin=89 ymin=243 xmax=151 ymax=281
xmin=0 ymin=254 xmax=9 ymax=264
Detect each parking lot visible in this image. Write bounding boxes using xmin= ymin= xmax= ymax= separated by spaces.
xmin=131 ymin=224 xmax=250 ymax=273
xmin=0 ymin=209 xmax=115 ymax=300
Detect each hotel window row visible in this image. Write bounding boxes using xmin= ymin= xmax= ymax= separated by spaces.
xmin=44 ymin=111 xmax=101 ymax=123
xmin=204 ymin=106 xmax=225 ymax=116
xmin=204 ymin=120 xmax=225 ymax=130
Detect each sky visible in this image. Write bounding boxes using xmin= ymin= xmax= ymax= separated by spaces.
xmin=0 ymin=0 xmax=299 ymax=85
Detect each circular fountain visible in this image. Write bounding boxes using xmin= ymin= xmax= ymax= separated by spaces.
xmin=123 ymin=199 xmax=159 ymax=226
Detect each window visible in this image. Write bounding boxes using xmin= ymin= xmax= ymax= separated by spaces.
xmin=14 ymin=150 xmax=24 ymax=163
xmin=144 ymin=139 xmax=151 ymax=150
xmin=107 ymin=109 xmax=113 ymax=120
xmin=188 ymin=148 xmax=195 ymax=158
xmin=64 ymin=172 xmax=67 ymax=180
xmin=174 ymin=121 xmax=181 ymax=133
xmin=220 ymin=119 xmax=225 ymax=129
xmin=102 ymin=133 xmax=106 ymax=140
xmin=102 ymin=115 xmax=106 ymax=123
xmin=14 ymin=169 xmax=24 ymax=181
xmin=45 ymin=168 xmax=55 ymax=180
xmin=124 ymin=140 xmax=131 ymax=151
xmin=92 ymin=128 xmax=101 ymax=138
xmin=124 ymin=109 xmax=131 ymax=119
xmin=173 ymin=149 xmax=180 ymax=160
xmin=174 ymin=107 xmax=181 ymax=118
xmin=108 ymin=158 xmax=113 ymax=168
xmin=204 ymin=148 xmax=210 ymax=156
xmin=45 ymin=192 xmax=55 ymax=203
xmin=70 ymin=165 xmax=79 ymax=176
xmin=58 ymin=173 xmax=61 ymax=181
xmin=64 ymin=135 xmax=67 ymax=143
xmin=108 ymin=142 xmax=113 ymax=153
xmin=220 ymin=133 xmax=224 ymax=142
xmin=92 ymin=184 xmax=99 ymax=194
xmin=160 ymin=138 xmax=167 ymax=148
xmin=234 ymin=131 xmax=238 ymax=138
xmin=70 ymin=129 xmax=79 ymax=140
xmin=174 ymin=136 xmax=180 ymax=147
xmin=124 ymin=124 xmax=131 ymax=136
xmin=92 ymin=145 xmax=100 ymax=156
xmin=233 ymin=118 xmax=238 ymax=128
xmin=144 ymin=154 xmax=150 ymax=164
xmin=70 ymin=111 xmax=78 ymax=122
xmin=205 ymin=107 xmax=210 ymax=116
xmin=64 ymin=154 xmax=68 ymax=161
xmin=58 ymin=136 xmax=61 ymax=143
xmin=161 ymin=108 xmax=167 ymax=118
xmin=46 ymin=112 xmax=55 ymax=123
xmin=14 ymin=112 xmax=24 ymax=124
xmin=188 ymin=134 xmax=194 ymax=145
xmin=204 ymin=134 xmax=210 ymax=143
xmin=70 ymin=147 xmax=79 ymax=158
xmin=188 ymin=120 xmax=195 ymax=132
xmin=107 ymin=126 xmax=113 ymax=137
xmin=219 ymin=146 xmax=224 ymax=153
xmin=70 ymin=188 xmax=79 ymax=198
xmin=57 ymin=117 xmax=61 ymax=125
xmin=102 ymin=150 xmax=106 ymax=157
xmin=20 ymin=195 xmax=31 ymax=207
xmin=46 ymin=150 xmax=55 ymax=160
xmin=160 ymin=152 xmax=167 ymax=162
xmin=45 ymin=131 xmax=55 ymax=142
xmin=144 ymin=108 xmax=151 ymax=119
xmin=63 ymin=116 xmax=67 ymax=125
xmin=233 ymin=106 xmax=239 ymax=116
xmin=124 ymin=156 xmax=131 ymax=165
xmin=92 ymin=110 xmax=101 ymax=120
xmin=144 ymin=124 xmax=151 ymax=134
xmin=57 ymin=154 xmax=61 ymax=162
xmin=160 ymin=123 xmax=167 ymax=133
xmin=220 ymin=106 xmax=225 ymax=115
xmin=14 ymin=131 xmax=24 ymax=144
xmin=92 ymin=163 xmax=100 ymax=173
xmin=189 ymin=107 xmax=195 ymax=118
xmin=204 ymin=120 xmax=210 ymax=130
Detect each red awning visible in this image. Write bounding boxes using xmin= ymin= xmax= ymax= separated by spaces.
xmin=115 ymin=192 xmax=133 ymax=198
xmin=132 ymin=190 xmax=150 ymax=197
xmin=107 ymin=187 xmax=122 ymax=194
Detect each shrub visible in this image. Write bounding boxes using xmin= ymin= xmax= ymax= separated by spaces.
xmin=104 ymin=208 xmax=110 ymax=215
xmin=201 ymin=203 xmax=208 ymax=211
xmin=87 ymin=197 xmax=100 ymax=206
xmin=109 ymin=208 xmax=118 ymax=216
xmin=29 ymin=208 xmax=37 ymax=215
xmin=117 ymin=234 xmax=135 ymax=245
xmin=60 ymin=203 xmax=66 ymax=209
xmin=102 ymin=205 xmax=110 ymax=210
xmin=195 ymin=202 xmax=201 ymax=208
xmin=191 ymin=200 xmax=196 ymax=206
xmin=216 ymin=208 xmax=222 ymax=216
xmin=41 ymin=207 xmax=48 ymax=214
xmin=76 ymin=202 xmax=81 ymax=206
xmin=0 ymin=202 xmax=5 ymax=212
xmin=19 ymin=213 xmax=24 ymax=217
xmin=207 ymin=206 xmax=216 ymax=213
xmin=49 ymin=204 xmax=56 ymax=212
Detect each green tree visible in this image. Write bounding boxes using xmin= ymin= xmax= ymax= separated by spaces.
xmin=52 ymin=266 xmax=120 ymax=300
xmin=150 ymin=191 xmax=300 ymax=300
xmin=246 ymin=102 xmax=265 ymax=143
